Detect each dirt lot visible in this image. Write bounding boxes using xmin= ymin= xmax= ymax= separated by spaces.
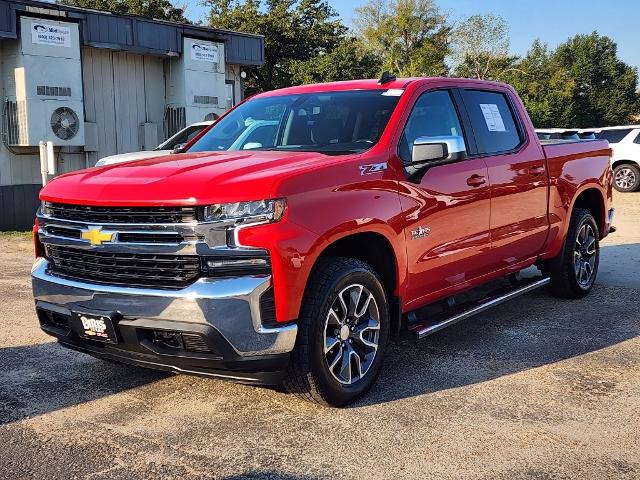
xmin=1 ymin=192 xmax=639 ymax=480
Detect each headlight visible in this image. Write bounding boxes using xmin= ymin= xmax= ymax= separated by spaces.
xmin=41 ymin=201 xmax=51 ymax=216
xmin=199 ymin=199 xmax=286 ymax=224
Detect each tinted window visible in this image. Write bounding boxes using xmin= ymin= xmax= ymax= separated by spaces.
xmin=596 ymin=129 xmax=632 ymax=144
xmin=634 ymin=132 xmax=640 ymax=144
xmin=398 ymin=90 xmax=464 ymax=164
xmin=188 ymin=90 xmax=401 ymax=154
xmin=235 ymin=123 xmax=279 ymax=149
xmin=462 ymin=90 xmax=522 ymax=154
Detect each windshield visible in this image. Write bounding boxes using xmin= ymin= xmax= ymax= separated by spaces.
xmin=187 ymin=90 xmax=401 ymax=155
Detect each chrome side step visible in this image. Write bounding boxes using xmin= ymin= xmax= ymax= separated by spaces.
xmin=410 ymin=277 xmax=550 ymax=339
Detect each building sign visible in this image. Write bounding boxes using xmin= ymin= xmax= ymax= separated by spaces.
xmin=190 ymin=43 xmax=219 ymax=63
xmin=31 ymin=22 xmax=71 ymax=47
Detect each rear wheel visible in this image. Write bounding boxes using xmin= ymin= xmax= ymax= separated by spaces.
xmin=544 ymin=208 xmax=600 ymax=299
xmin=284 ymin=257 xmax=389 ymax=407
xmin=613 ymin=164 xmax=640 ymax=192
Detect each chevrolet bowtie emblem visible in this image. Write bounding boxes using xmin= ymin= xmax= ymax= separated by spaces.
xmin=81 ymin=226 xmax=116 ymax=246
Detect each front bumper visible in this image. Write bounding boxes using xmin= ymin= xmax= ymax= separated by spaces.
xmin=31 ymin=258 xmax=297 ymax=384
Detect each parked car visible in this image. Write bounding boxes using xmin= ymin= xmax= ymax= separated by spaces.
xmin=535 ymin=128 xmax=581 ymax=141
xmin=33 ymin=76 xmax=614 ymax=406
xmin=95 ymin=121 xmax=214 ymax=166
xmin=593 ymin=126 xmax=640 ymax=192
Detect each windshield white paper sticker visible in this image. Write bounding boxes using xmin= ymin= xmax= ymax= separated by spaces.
xmin=479 ymin=103 xmax=506 ymax=132
xmin=191 ymin=43 xmax=219 ymax=63
xmin=31 ymin=22 xmax=71 ymax=47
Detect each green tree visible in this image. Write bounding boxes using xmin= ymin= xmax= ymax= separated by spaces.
xmin=550 ymin=32 xmax=639 ymax=127
xmin=354 ymin=0 xmax=450 ymax=77
xmin=205 ymin=0 xmax=371 ymax=94
xmin=452 ymin=13 xmax=515 ymax=81
xmin=58 ymin=0 xmax=189 ymax=22
xmin=289 ymin=37 xmax=381 ymax=84
xmin=506 ymin=40 xmax=574 ymax=127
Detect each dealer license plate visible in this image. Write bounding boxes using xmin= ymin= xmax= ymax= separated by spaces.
xmin=72 ymin=310 xmax=119 ymax=344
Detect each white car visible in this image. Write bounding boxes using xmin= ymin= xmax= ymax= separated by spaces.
xmin=593 ymin=126 xmax=640 ymax=192
xmin=95 ymin=121 xmax=214 ymax=167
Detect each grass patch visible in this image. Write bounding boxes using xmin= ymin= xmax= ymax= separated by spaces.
xmin=0 ymin=230 xmax=32 ymax=238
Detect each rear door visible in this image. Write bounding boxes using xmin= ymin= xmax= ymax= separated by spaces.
xmin=459 ymin=88 xmax=549 ymax=269
xmin=396 ymin=89 xmax=492 ymax=307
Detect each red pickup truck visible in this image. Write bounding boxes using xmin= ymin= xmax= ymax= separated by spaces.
xmin=32 ymin=76 xmax=614 ymax=406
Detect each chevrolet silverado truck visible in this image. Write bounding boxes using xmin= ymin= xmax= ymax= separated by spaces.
xmin=32 ymin=76 xmax=615 ymax=406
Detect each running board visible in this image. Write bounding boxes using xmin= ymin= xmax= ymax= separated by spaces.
xmin=409 ymin=277 xmax=550 ymax=340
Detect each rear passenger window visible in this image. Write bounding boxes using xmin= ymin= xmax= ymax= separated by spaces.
xmin=461 ymin=90 xmax=522 ymax=154
xmin=634 ymin=132 xmax=640 ymax=144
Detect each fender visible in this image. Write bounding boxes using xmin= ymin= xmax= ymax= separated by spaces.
xmin=540 ymin=179 xmax=610 ymax=261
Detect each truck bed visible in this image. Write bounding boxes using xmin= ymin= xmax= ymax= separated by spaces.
xmin=541 ymin=139 xmax=610 ymax=160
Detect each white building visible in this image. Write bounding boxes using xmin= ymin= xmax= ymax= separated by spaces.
xmin=0 ymin=0 xmax=264 ymax=229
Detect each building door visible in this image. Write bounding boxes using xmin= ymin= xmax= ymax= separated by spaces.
xmin=225 ymin=81 xmax=236 ymax=110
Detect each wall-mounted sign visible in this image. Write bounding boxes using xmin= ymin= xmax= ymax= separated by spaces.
xmin=190 ymin=43 xmax=219 ymax=63
xmin=31 ymin=22 xmax=71 ymax=47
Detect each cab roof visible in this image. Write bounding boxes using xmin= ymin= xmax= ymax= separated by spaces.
xmin=253 ymin=77 xmax=513 ymax=98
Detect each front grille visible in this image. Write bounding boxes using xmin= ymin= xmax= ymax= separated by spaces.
xmin=44 ymin=203 xmax=197 ymax=224
xmin=46 ymin=225 xmax=82 ymax=239
xmin=117 ymin=232 xmax=187 ymax=244
xmin=181 ymin=333 xmax=212 ymax=353
xmin=46 ymin=245 xmax=200 ymax=288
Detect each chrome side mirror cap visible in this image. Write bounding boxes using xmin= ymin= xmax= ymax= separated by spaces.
xmin=411 ymin=135 xmax=466 ymax=165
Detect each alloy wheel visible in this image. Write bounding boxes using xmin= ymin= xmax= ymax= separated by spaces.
xmin=323 ymin=283 xmax=380 ymax=385
xmin=574 ymin=223 xmax=597 ymax=288
xmin=615 ymin=167 xmax=637 ymax=190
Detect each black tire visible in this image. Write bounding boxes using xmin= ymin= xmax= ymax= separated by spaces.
xmin=543 ymin=208 xmax=600 ymax=299
xmin=613 ymin=164 xmax=640 ymax=192
xmin=283 ymin=257 xmax=390 ymax=407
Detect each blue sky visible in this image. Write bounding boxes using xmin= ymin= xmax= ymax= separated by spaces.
xmin=185 ymin=0 xmax=639 ymax=71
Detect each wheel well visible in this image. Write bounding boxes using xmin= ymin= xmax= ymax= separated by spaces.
xmin=573 ymin=188 xmax=605 ymax=233
xmin=318 ymin=232 xmax=400 ymax=332
xmin=612 ymin=160 xmax=639 ymax=170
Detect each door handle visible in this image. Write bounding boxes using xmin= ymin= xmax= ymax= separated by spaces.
xmin=466 ymin=174 xmax=486 ymax=187
xmin=529 ymin=165 xmax=545 ymax=176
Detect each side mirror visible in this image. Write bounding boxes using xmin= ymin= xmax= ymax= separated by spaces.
xmin=171 ymin=143 xmax=185 ymax=154
xmin=242 ymin=142 xmax=263 ymax=150
xmin=411 ymin=135 xmax=466 ymax=165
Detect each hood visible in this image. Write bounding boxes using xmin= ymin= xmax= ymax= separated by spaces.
xmin=41 ymin=150 xmax=335 ymax=206
xmin=95 ymin=150 xmax=172 ymax=166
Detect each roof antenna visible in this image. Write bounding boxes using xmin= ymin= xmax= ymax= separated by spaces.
xmin=378 ymin=71 xmax=396 ymax=85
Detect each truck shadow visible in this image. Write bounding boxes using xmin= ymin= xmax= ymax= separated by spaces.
xmin=0 ymin=342 xmax=168 ymax=424
xmin=357 ymin=266 xmax=640 ymax=407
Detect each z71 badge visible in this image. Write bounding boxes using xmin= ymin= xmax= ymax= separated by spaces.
xmin=359 ymin=162 xmax=387 ymax=176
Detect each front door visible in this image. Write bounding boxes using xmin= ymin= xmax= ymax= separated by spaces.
xmin=459 ymin=88 xmax=549 ymax=267
xmin=397 ymin=90 xmax=492 ymax=308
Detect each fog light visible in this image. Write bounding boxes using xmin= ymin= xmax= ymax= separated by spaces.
xmin=152 ymin=330 xmax=183 ymax=350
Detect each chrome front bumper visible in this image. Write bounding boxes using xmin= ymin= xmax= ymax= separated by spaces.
xmin=31 ymin=258 xmax=297 ymax=358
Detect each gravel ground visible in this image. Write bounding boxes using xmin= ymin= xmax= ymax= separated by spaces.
xmin=0 ymin=192 xmax=639 ymax=480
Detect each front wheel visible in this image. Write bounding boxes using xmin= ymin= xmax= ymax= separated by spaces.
xmin=544 ymin=208 xmax=600 ymax=299
xmin=613 ymin=164 xmax=640 ymax=192
xmin=284 ymin=257 xmax=390 ymax=407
